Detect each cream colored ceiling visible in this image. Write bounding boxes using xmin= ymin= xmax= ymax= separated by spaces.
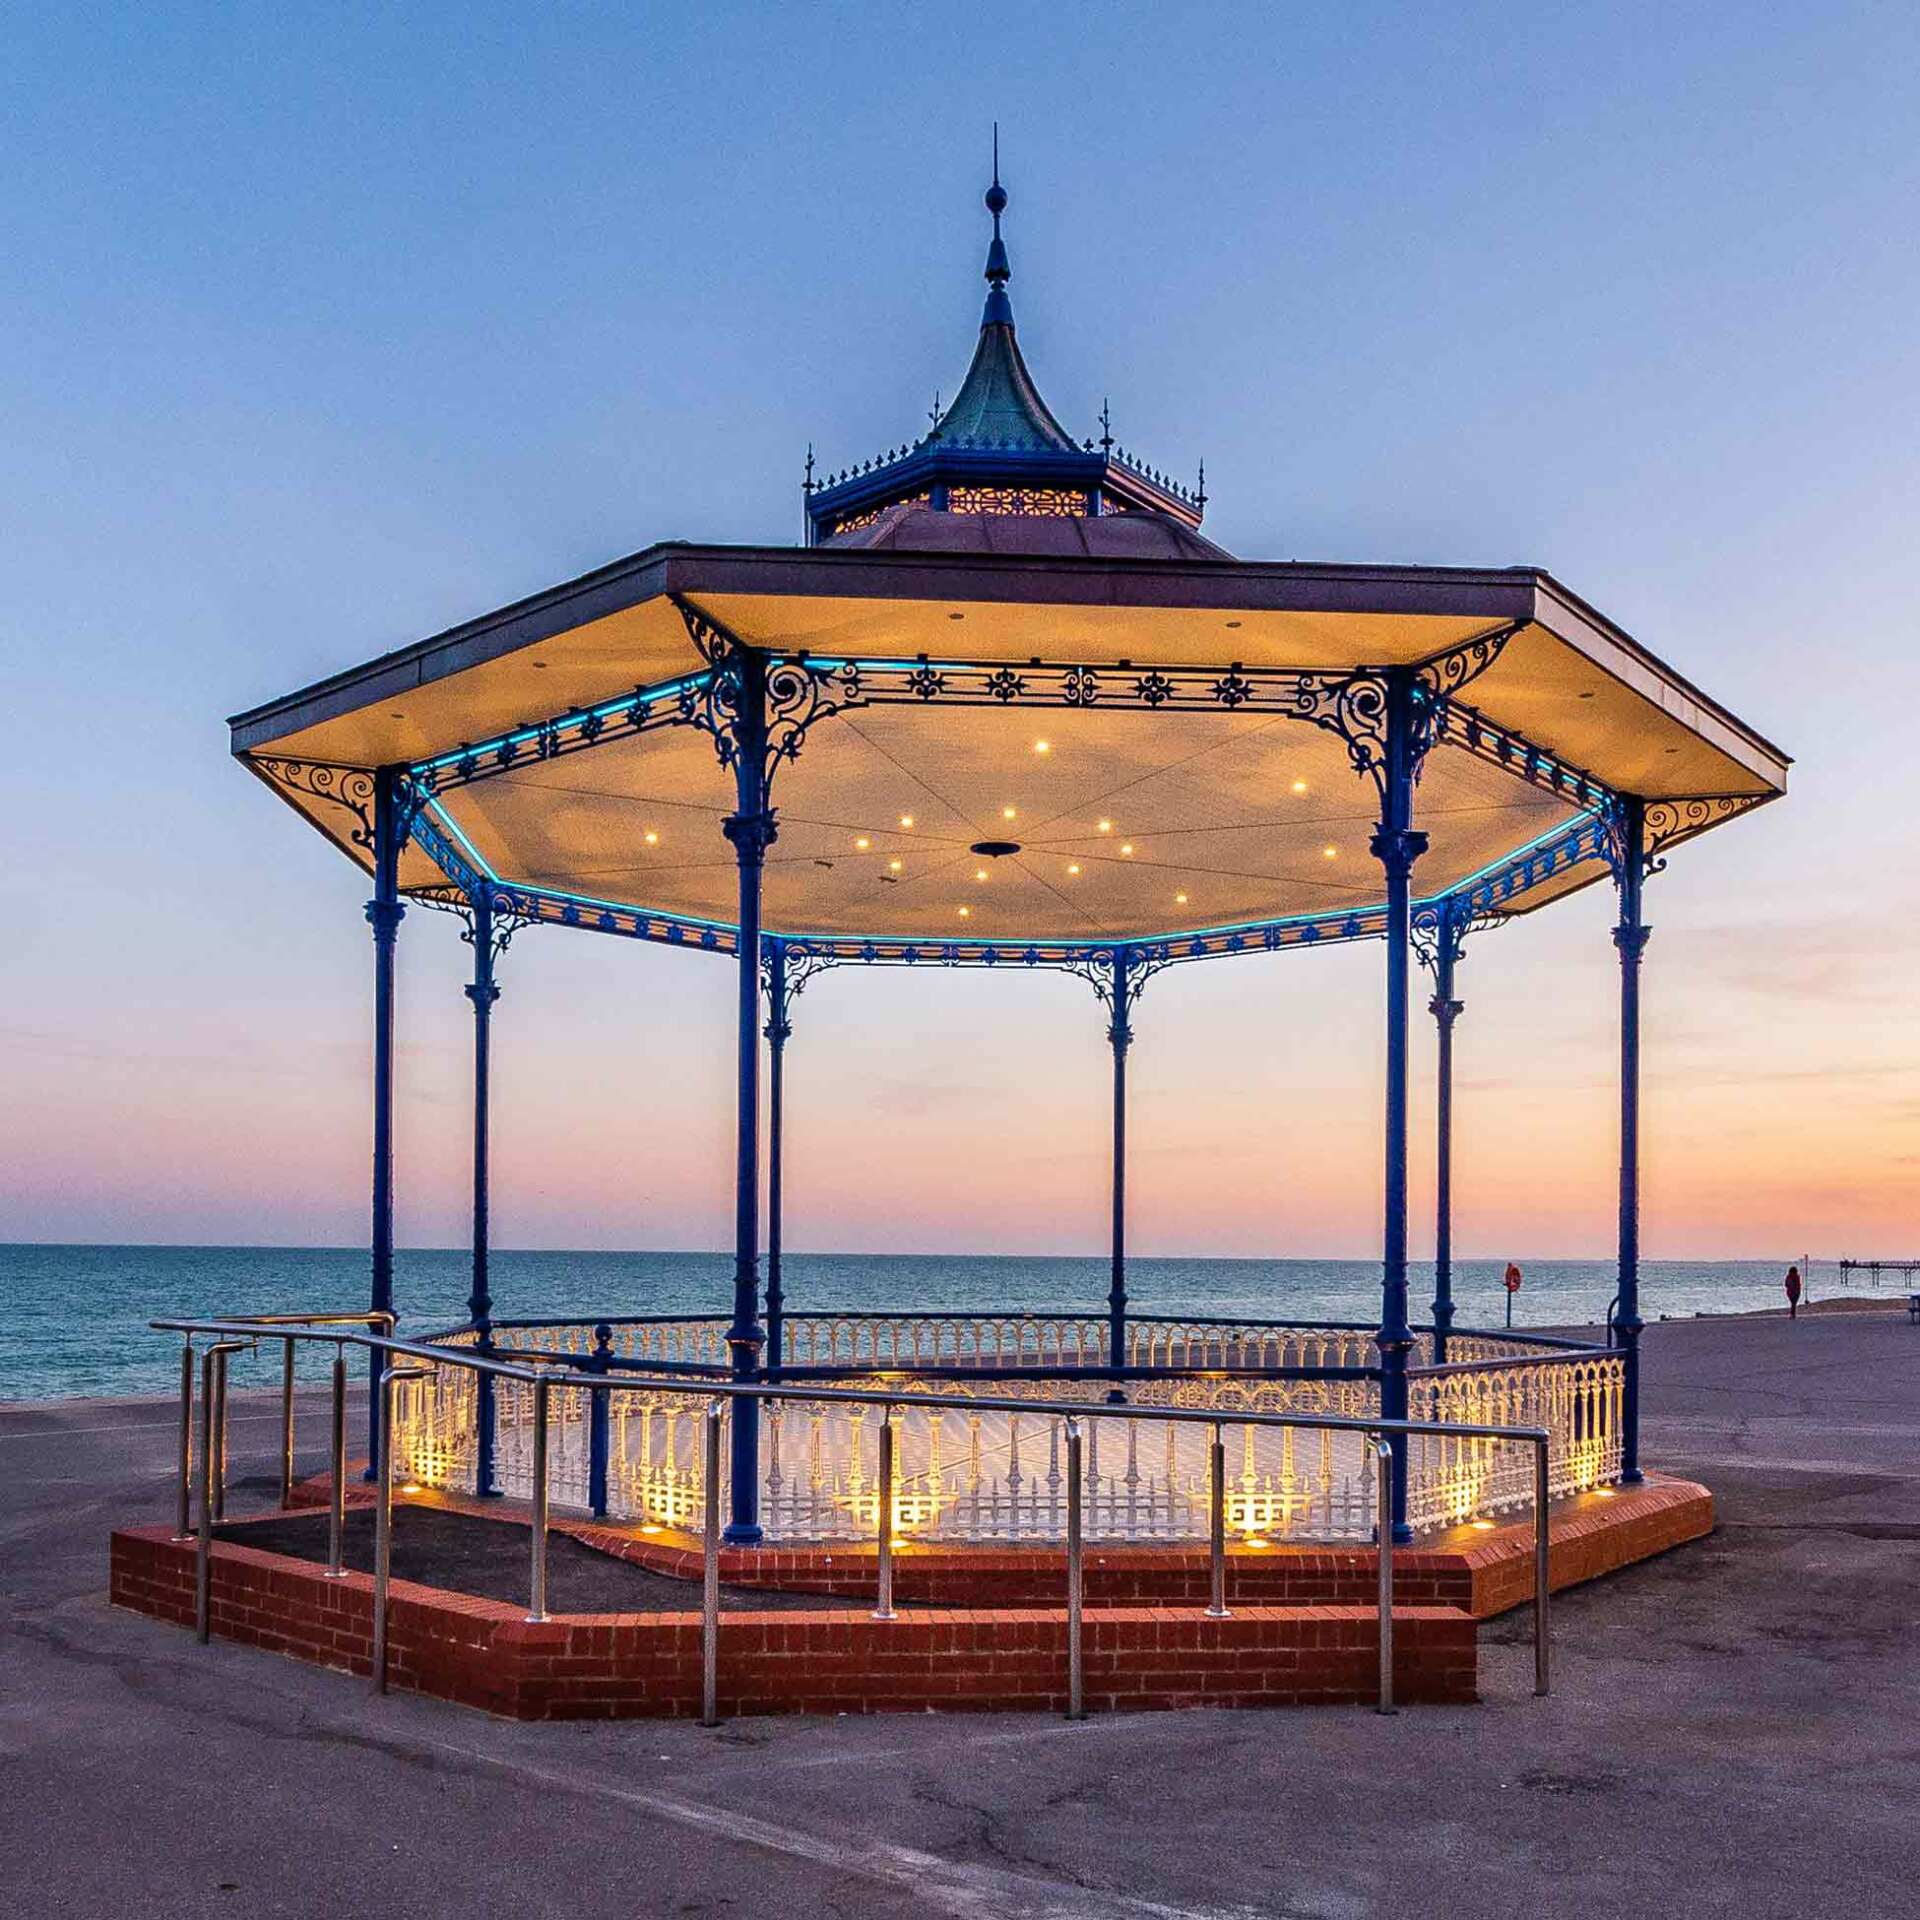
xmin=431 ymin=700 xmax=1578 ymax=942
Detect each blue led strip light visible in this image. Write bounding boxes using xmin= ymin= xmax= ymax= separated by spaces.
xmin=1437 ymin=699 xmax=1618 ymax=812
xmin=401 ymin=788 xmax=1611 ymax=971
xmin=410 ymin=669 xmax=714 ymax=794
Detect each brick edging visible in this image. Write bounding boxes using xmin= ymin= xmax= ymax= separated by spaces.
xmin=109 ymin=1524 xmax=1476 ymax=1719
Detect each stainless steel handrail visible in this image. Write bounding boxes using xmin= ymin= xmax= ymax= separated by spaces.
xmin=195 ymin=1341 xmax=249 ymax=1643
xmin=154 ymin=1313 xmax=1559 ymax=1714
xmin=1373 ymin=1440 xmax=1395 ymax=1714
xmin=373 ymin=1365 xmax=434 ymax=1693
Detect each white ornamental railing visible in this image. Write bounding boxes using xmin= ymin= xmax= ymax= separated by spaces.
xmin=390 ymin=1329 xmax=1621 ymax=1544
xmin=1406 ymin=1354 xmax=1624 ymax=1530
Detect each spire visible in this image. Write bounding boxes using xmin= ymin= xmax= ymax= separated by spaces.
xmin=982 ymin=125 xmax=1013 ymax=328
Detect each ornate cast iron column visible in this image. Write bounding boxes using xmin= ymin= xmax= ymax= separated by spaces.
xmin=1371 ymin=671 xmax=1429 ymax=1543
xmin=466 ymin=883 xmax=502 ymax=1496
xmin=1613 ymin=798 xmax=1650 ymax=1484
xmin=721 ymin=646 xmax=774 ymax=1543
xmin=465 ymin=884 xmax=500 ymax=1330
xmin=1416 ymin=900 xmax=1468 ymax=1367
xmin=674 ymin=594 xmax=856 ymax=1544
xmin=364 ymin=765 xmax=407 ymax=1476
xmin=1107 ymin=945 xmax=1133 ymax=1380
xmin=763 ymin=938 xmax=792 ymax=1383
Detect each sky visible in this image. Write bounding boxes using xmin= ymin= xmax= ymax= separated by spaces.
xmin=3 ymin=1 xmax=1917 ymax=1261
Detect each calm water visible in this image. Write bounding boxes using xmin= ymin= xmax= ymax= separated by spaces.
xmin=0 ymin=1243 xmax=1863 ymax=1403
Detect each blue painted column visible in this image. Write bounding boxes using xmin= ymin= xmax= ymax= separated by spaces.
xmin=1371 ymin=673 xmax=1428 ymax=1543
xmin=364 ymin=767 xmax=406 ymax=1476
xmin=466 ymin=884 xmax=500 ymax=1496
xmin=587 ymin=1322 xmax=612 ymax=1517
xmin=1106 ymin=946 xmax=1133 ymax=1380
xmin=1428 ymin=924 xmax=1463 ymax=1366
xmin=1613 ymin=799 xmax=1649 ymax=1484
xmin=721 ymin=648 xmax=772 ymax=1543
xmin=763 ymin=939 xmax=791 ymax=1383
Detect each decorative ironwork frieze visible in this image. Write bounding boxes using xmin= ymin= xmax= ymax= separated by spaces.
xmin=1410 ymin=896 xmax=1471 ymax=976
xmin=1436 ymin=698 xmax=1617 ymax=811
xmin=412 ymin=882 xmax=539 ymax=962
xmin=410 ymin=672 xmax=711 ymax=797
xmin=1644 ymin=794 xmax=1759 ymax=855
xmin=251 ymin=757 xmax=379 ymax=850
xmin=1454 ymin=811 xmax=1615 ymax=918
xmin=672 ymin=596 xmax=862 ymax=788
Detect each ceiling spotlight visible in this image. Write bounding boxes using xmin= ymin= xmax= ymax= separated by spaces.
xmin=889 ymin=858 xmax=903 ymax=872
xmin=1034 ymin=739 xmax=1051 ymax=754
xmin=1097 ymin=819 xmax=1113 ymax=834
xmin=1175 ymin=892 xmax=1188 ymax=905
xmin=855 ymin=836 xmax=871 ymax=850
xmin=1002 ymin=806 xmax=1017 ymax=820
xmin=899 ymin=814 xmax=915 ymax=829
xmin=643 ymin=830 xmax=659 ymax=845
xmin=957 ymin=905 xmax=971 ymax=918
xmin=975 ymin=868 xmax=989 ymax=881
xmin=1323 ymin=845 xmax=1338 ymax=859
xmin=1067 ymin=864 xmax=1081 ymax=876
xmin=1120 ymin=843 xmax=1134 ymax=856
xmin=1291 ymin=779 xmax=1308 ymax=795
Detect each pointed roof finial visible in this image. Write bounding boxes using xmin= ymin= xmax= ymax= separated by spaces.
xmin=1099 ymin=397 xmax=1113 ymax=453
xmin=982 ymin=124 xmax=1013 ymax=327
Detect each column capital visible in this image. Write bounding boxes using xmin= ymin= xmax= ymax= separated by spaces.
xmin=464 ymin=980 xmax=501 ymax=1010
xmin=1612 ymin=922 xmax=1652 ymax=959
xmin=1369 ymin=825 xmax=1429 ymax=878
xmin=1428 ymin=994 xmax=1465 ymax=1025
xmin=723 ymin=808 xmax=780 ymax=863
xmin=364 ymin=897 xmax=406 ymax=939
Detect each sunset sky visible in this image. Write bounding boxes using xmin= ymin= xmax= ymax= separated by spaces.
xmin=5 ymin=2 xmax=1917 ymax=1261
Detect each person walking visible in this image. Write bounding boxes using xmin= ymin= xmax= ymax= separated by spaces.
xmin=1784 ymin=1264 xmax=1803 ymax=1319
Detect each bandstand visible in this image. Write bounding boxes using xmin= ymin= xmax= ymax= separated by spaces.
xmin=225 ymin=163 xmax=1787 ymax=1561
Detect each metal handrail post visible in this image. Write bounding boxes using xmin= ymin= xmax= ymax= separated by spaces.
xmin=196 ymin=1340 xmax=245 ymax=1644
xmin=211 ymin=1343 xmax=233 ymax=1524
xmin=873 ymin=1405 xmax=896 ymax=1621
xmin=326 ymin=1351 xmax=349 ymax=1578
xmin=1206 ymin=1420 xmax=1228 ymax=1618
xmin=700 ymin=1399 xmax=723 ymax=1726
xmin=527 ymin=1375 xmax=551 ymax=1624
xmin=374 ymin=1364 xmax=431 ymax=1694
xmin=1534 ymin=1437 xmax=1552 ymax=1697
xmin=173 ymin=1340 xmax=195 ymax=1541
xmin=1375 ymin=1440 xmax=1396 ymax=1714
xmin=1065 ymin=1417 xmax=1085 ymax=1720
xmin=279 ymin=1336 xmax=297 ymax=1508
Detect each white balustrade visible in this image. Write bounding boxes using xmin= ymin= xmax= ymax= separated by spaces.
xmin=389 ymin=1323 xmax=1623 ymax=1546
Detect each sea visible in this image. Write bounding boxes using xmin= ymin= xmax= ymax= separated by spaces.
xmin=0 ymin=1244 xmax=1866 ymax=1405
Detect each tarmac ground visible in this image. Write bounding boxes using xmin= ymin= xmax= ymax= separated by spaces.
xmin=2 ymin=1309 xmax=1914 ymax=1919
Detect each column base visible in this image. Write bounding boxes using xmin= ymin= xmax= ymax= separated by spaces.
xmin=722 ymin=1523 xmax=765 ymax=1547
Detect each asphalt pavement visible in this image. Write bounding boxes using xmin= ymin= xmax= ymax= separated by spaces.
xmin=2 ymin=1310 xmax=1914 ymax=1919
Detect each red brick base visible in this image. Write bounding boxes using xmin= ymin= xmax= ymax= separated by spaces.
xmin=556 ymin=1474 xmax=1713 ymax=1621
xmin=109 ymin=1524 xmax=1476 ymax=1719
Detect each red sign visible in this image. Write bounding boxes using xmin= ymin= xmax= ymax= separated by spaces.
xmin=1504 ymin=1263 xmax=1524 ymax=1293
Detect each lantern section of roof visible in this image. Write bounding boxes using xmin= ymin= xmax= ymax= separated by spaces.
xmin=805 ymin=154 xmax=1210 ymax=551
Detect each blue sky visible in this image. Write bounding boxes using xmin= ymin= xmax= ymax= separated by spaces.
xmin=4 ymin=2 xmax=1917 ymax=1258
